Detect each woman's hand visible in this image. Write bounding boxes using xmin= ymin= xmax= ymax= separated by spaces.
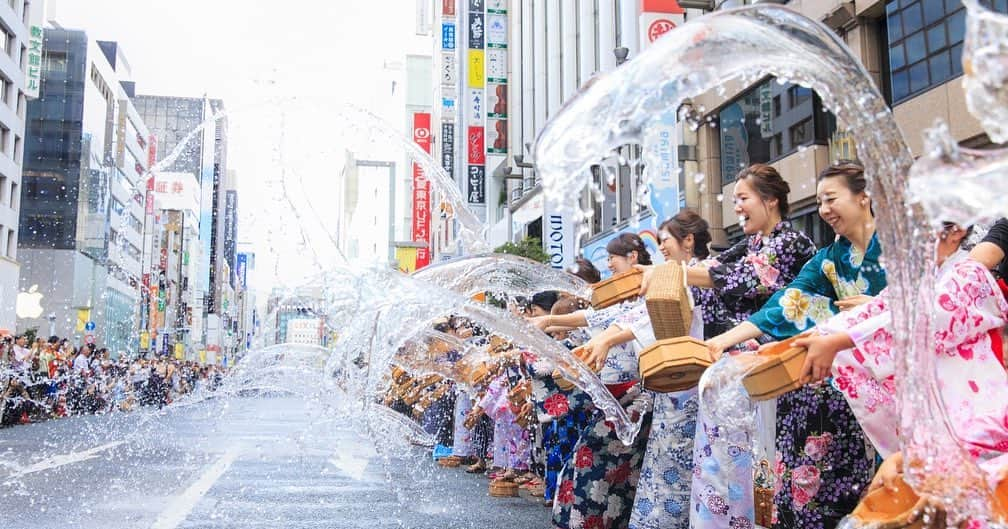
xmin=704 ymin=336 xmax=731 ymax=362
xmin=836 ymin=294 xmax=873 ymax=312
xmin=576 ymin=339 xmax=610 ymax=372
xmin=528 ymin=315 xmax=551 ymax=331
xmin=634 ymin=264 xmax=655 ymax=296
xmin=795 ymin=333 xmax=848 ymax=384
xmin=869 ymin=452 xmax=904 ymax=493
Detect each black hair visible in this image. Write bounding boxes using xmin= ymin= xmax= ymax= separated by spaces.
xmin=530 ymin=291 xmax=560 ymax=312
xmin=817 ymin=159 xmax=867 ymax=195
xmin=659 ymin=209 xmax=713 ymax=260
xmin=605 ymin=233 xmax=653 ymax=265
xmin=736 ymin=163 xmax=792 ymax=217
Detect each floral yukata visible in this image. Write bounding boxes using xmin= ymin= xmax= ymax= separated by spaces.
xmin=614 ymin=289 xmax=705 ymax=529
xmin=749 ymin=234 xmax=885 ymax=529
xmin=820 ymin=255 xmax=1008 ymax=462
xmin=553 ymin=299 xmax=652 ymax=529
xmin=691 ymin=222 xmax=815 ymax=529
xmin=527 ymin=351 xmax=593 ymax=502
xmin=480 ymin=373 xmax=530 ymax=470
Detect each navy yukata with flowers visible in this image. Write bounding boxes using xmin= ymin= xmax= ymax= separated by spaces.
xmin=550 ymin=300 xmax=653 ymax=529
xmin=748 ymin=234 xmax=886 ymax=529
xmin=689 ymin=222 xmax=815 ymax=529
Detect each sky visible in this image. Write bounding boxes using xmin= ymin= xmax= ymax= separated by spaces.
xmin=46 ymin=0 xmax=433 ymax=292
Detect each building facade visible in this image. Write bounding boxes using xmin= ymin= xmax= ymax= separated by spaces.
xmin=134 ymin=94 xmax=237 ymax=353
xmin=440 ymin=0 xmax=1008 ymax=273
xmin=18 ymin=29 xmax=150 ymax=352
xmin=0 ymin=1 xmax=35 ymax=331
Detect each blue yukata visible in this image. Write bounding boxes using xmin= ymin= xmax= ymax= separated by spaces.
xmin=748 ymin=234 xmax=885 ymax=529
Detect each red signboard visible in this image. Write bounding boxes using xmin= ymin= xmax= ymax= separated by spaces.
xmin=411 ymin=112 xmax=432 ymax=270
xmin=642 ymin=0 xmax=684 ymax=13
xmin=467 ymin=126 xmax=485 ymax=165
xmin=442 ymin=0 xmax=455 ymax=16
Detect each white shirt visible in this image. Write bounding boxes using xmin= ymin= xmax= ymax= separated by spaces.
xmin=72 ymin=354 xmax=91 ymax=373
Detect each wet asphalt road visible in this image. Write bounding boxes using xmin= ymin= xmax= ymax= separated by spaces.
xmin=0 ymin=396 xmax=549 ymax=529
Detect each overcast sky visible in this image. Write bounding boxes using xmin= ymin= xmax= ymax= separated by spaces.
xmin=47 ymin=0 xmax=432 ymax=292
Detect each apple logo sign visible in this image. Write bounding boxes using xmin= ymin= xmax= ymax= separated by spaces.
xmin=16 ymin=285 xmax=44 ymax=319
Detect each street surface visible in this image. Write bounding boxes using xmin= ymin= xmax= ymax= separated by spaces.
xmin=0 ymin=396 xmax=548 ymax=529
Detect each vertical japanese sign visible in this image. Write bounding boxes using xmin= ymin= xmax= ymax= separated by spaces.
xmin=411 ymin=112 xmax=433 ymax=269
xmin=25 ymin=0 xmax=46 ymax=99
xmin=466 ymin=0 xmax=485 ymax=207
xmin=441 ymin=122 xmax=455 ymax=178
xmin=484 ymin=1 xmax=507 ymax=156
xmin=443 ymin=0 xmax=456 ymax=16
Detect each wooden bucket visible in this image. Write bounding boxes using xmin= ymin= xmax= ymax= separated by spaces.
xmin=741 ymin=335 xmax=809 ymax=401
xmin=591 ymin=269 xmax=643 ymax=309
xmin=639 ymin=337 xmax=711 ymax=393
xmin=645 ymin=262 xmax=693 ymax=341
xmin=489 ymin=480 xmax=520 ymax=497
xmin=851 ymin=477 xmax=925 ymax=529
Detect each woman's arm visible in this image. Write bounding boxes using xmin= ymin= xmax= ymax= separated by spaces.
xmin=705 ymin=321 xmax=763 ymax=361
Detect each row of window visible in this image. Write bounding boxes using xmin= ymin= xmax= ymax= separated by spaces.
xmin=885 ymin=0 xmax=1008 ymax=103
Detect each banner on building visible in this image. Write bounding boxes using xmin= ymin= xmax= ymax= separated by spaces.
xmin=467 ymin=88 xmax=484 ymax=125
xmin=639 ymin=0 xmax=685 ymax=50
xmin=644 ymin=110 xmax=682 ymax=223
xmin=487 ymin=118 xmax=507 ymax=154
xmin=25 ymin=0 xmax=45 ymax=99
xmin=486 ymin=14 xmax=507 ymax=48
xmin=467 ymin=126 xmax=485 ymax=164
xmin=442 ymin=22 xmax=456 ymax=49
xmin=543 ymin=207 xmax=577 ymax=272
xmin=442 ymin=0 xmax=456 ymax=16
xmin=487 ymin=83 xmax=506 ymax=118
xmin=411 ymin=112 xmax=433 ymax=269
xmin=442 ymin=95 xmax=457 ymax=119
xmin=468 ymin=12 xmax=484 ymax=49
xmin=467 ymin=49 xmax=485 ymax=88
xmin=467 ymin=165 xmax=485 ymax=205
xmin=441 ymin=122 xmax=455 ymax=177
xmin=441 ymin=51 xmax=457 ymax=86
xmin=486 ymin=49 xmax=507 ymax=83
xmin=486 ymin=0 xmax=505 ymax=13
xmin=236 ymin=252 xmax=249 ymax=289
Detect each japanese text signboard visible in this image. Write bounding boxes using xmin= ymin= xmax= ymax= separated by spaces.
xmin=26 ymin=2 xmax=45 ymax=99
xmin=411 ymin=112 xmax=433 ymax=269
xmin=467 ymin=165 xmax=485 ymax=205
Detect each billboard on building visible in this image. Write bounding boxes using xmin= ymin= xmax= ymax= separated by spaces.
xmin=152 ymin=172 xmax=200 ymax=213
xmin=581 ymin=214 xmax=663 ymax=280
xmin=411 ymin=112 xmax=432 ymax=269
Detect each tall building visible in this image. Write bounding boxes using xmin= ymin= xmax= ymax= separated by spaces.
xmin=436 ymin=0 xmax=1008 ymax=277
xmin=18 ymin=29 xmax=151 ymax=352
xmin=134 ymin=94 xmax=234 ymax=351
xmin=0 ymin=1 xmax=36 ymax=331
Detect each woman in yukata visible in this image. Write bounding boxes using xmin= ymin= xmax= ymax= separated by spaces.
xmin=577 ymin=209 xmax=713 ymax=529
xmin=791 ymin=223 xmax=1008 ymax=524
xmin=706 ymin=161 xmax=883 ymax=529
xmin=640 ymin=164 xmax=815 ymax=529
xmin=532 ymin=233 xmax=654 ymax=529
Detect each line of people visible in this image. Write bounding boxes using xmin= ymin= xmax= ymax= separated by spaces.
xmin=384 ymin=160 xmax=1008 ymax=529
xmin=0 ymin=334 xmax=227 ymax=427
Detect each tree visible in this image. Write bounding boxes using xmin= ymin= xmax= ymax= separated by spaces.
xmin=494 ymin=237 xmax=549 ymax=263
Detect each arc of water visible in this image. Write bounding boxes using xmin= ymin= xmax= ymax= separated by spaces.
xmin=412 ymin=253 xmax=593 ymax=300
xmin=323 ymin=265 xmax=642 ymax=444
xmin=535 ymin=5 xmax=990 ymax=522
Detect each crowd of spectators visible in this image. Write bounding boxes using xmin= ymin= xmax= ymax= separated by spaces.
xmin=0 ymin=332 xmax=226 ymax=427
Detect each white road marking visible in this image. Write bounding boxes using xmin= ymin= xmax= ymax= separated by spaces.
xmin=4 ymin=441 xmax=125 ymax=480
xmin=150 ymin=448 xmax=240 ymax=529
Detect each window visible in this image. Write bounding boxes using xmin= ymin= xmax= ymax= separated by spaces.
xmin=718 ymin=77 xmax=834 ymax=184
xmin=9 ymin=182 xmax=16 ymax=209
xmin=0 ymin=124 xmax=9 ymax=156
xmin=790 ymin=118 xmax=813 ymax=146
xmin=885 ymin=0 xmax=1008 ymax=103
xmin=6 ymin=227 xmax=14 ymax=259
xmin=789 ymin=86 xmax=812 ymax=108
